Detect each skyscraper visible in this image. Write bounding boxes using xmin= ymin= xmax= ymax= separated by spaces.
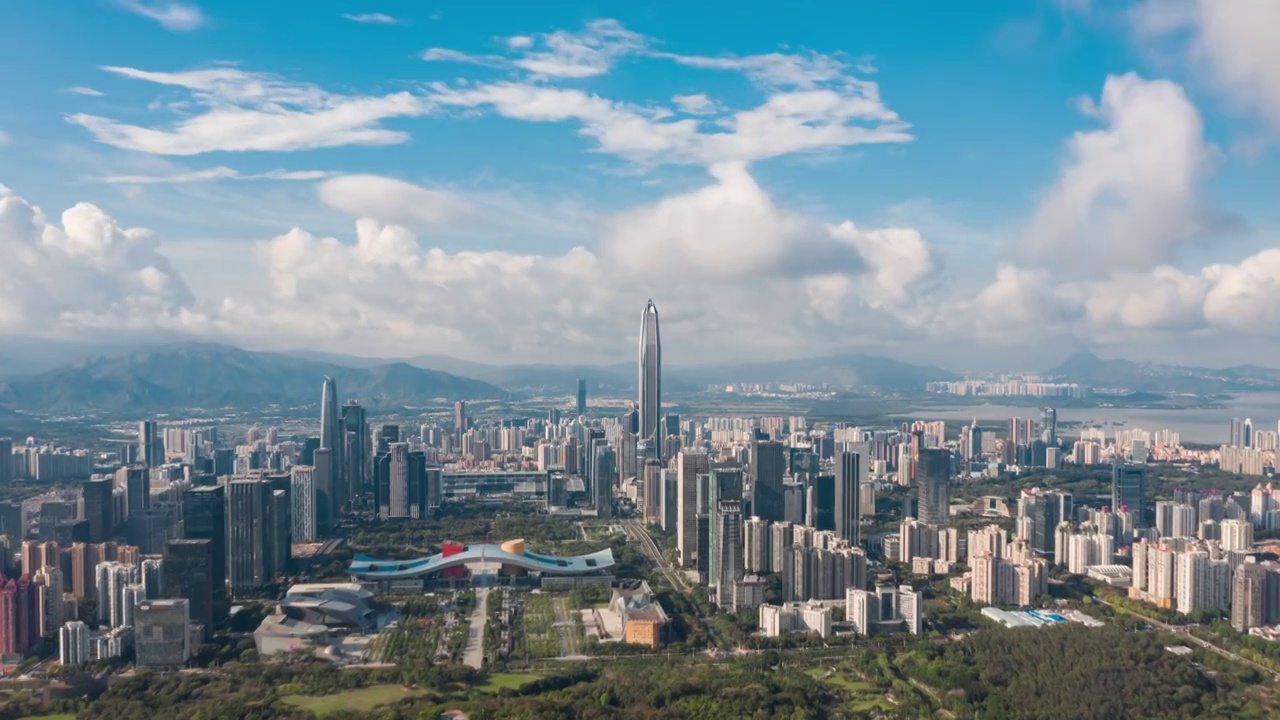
xmin=117 ymin=463 xmax=149 ymax=521
xmin=676 ymin=451 xmax=710 ymax=568
xmin=290 ymin=465 xmax=316 ymax=543
xmin=916 ymin=449 xmax=951 ymax=526
xmin=1041 ymin=407 xmax=1058 ymax=445
xmin=454 ymin=401 xmax=468 ymax=441
xmin=181 ymin=485 xmax=225 ymax=599
xmin=227 ymin=478 xmax=274 ymax=596
xmin=713 ymin=500 xmax=744 ymax=608
xmin=138 ymin=421 xmax=160 ymax=468
xmin=576 ymin=378 xmax=587 ymax=416
xmin=750 ymin=440 xmax=786 ymax=522
xmin=834 ymin=451 xmax=862 ymax=545
xmin=638 ymin=300 xmax=662 ymax=455
xmin=0 ymin=438 xmax=12 ymax=485
xmin=82 ymin=478 xmax=114 ymax=543
xmin=1112 ymin=462 xmax=1147 ymax=528
xmin=341 ymin=400 xmax=368 ymax=509
xmin=319 ymin=376 xmax=343 ymax=517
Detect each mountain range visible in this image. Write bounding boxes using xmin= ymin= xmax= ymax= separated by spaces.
xmin=0 ymin=343 xmax=505 ymax=414
xmin=1044 ymin=351 xmax=1280 ymax=394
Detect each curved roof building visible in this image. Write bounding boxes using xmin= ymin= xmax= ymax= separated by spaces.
xmin=348 ymin=542 xmax=616 ymax=580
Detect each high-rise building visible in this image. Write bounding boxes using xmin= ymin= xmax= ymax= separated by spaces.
xmin=0 ymin=438 xmax=12 ymax=485
xmin=95 ymin=561 xmax=136 ymax=629
xmin=319 ymin=376 xmax=344 ymax=519
xmin=676 ymin=451 xmax=710 ymax=568
xmin=642 ymin=458 xmax=663 ymax=523
xmin=750 ymin=440 xmax=786 ymax=522
xmin=82 ymin=478 xmax=114 ymax=543
xmin=454 ymin=401 xmax=467 ymax=442
xmin=135 ymin=599 xmax=191 ymax=668
xmin=712 ymin=500 xmax=744 ymax=608
xmin=1112 ymin=463 xmax=1146 ymax=528
xmin=1041 ymin=407 xmax=1058 ymax=445
xmin=1232 ymin=561 xmax=1270 ymax=631
xmin=593 ymin=445 xmax=616 ymax=518
xmin=59 ymin=620 xmax=90 ymax=666
xmin=916 ymin=449 xmax=951 ymax=526
xmin=164 ymin=539 xmax=214 ymax=638
xmin=290 ymin=465 xmax=316 ymax=543
xmin=181 ymin=485 xmax=225 ymax=598
xmin=834 ymin=451 xmax=862 ymax=545
xmin=138 ymin=421 xmax=160 ymax=468
xmin=141 ymin=557 xmax=163 ymax=598
xmin=638 ymin=300 xmax=662 ymax=457
xmin=744 ymin=516 xmax=770 ymax=574
xmin=117 ymin=463 xmax=150 ymax=520
xmin=576 ymin=378 xmax=587 ymax=416
xmin=227 ymin=478 xmax=274 ymax=596
xmin=340 ymin=400 xmax=368 ymax=509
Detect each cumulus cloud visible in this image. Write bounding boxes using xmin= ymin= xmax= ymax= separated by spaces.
xmin=115 ymin=0 xmax=206 ymax=31
xmin=316 ymin=175 xmax=470 ymax=227
xmin=672 ymin=93 xmax=720 ymax=115
xmin=1021 ymin=73 xmax=1217 ymax=272
xmin=1132 ymin=0 xmax=1280 ymax=132
xmin=0 ymin=185 xmax=197 ymax=331
xmin=68 ymin=66 xmax=428 ymax=155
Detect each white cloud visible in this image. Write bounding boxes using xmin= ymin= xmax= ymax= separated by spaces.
xmin=421 ymin=19 xmax=646 ymax=78
xmin=116 ymin=0 xmax=206 ymax=31
xmin=1021 ymin=73 xmax=1217 ymax=272
xmin=0 ymin=185 xmax=198 ymax=332
xmin=342 ymin=13 xmax=398 ymax=24
xmin=67 ymin=86 xmax=105 ymax=97
xmin=1132 ymin=0 xmax=1280 ymax=131
xmin=68 ymin=66 xmax=428 ymax=155
xmin=97 ymin=167 xmax=333 ymax=184
xmin=317 ymin=174 xmax=470 ymax=227
xmin=672 ymin=93 xmax=720 ymax=115
xmin=0 ymin=130 xmax=10 ymax=145
xmin=429 ymin=80 xmax=910 ymax=165
xmin=828 ymin=221 xmax=933 ymax=307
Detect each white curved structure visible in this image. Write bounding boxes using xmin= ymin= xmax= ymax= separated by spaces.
xmin=347 ymin=544 xmax=616 ymax=580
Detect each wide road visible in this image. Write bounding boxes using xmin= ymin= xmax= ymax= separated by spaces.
xmin=462 ymin=587 xmax=490 ymax=669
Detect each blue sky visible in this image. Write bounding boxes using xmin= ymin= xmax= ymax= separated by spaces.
xmin=1 ymin=0 xmax=1280 ymax=369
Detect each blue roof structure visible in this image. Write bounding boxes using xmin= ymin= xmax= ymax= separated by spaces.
xmin=347 ymin=543 xmax=616 ymax=579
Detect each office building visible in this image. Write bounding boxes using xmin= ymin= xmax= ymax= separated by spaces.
xmin=1112 ymin=463 xmax=1146 ymax=527
xmin=750 ymin=440 xmax=786 ymax=522
xmin=134 ymin=599 xmax=191 ymax=668
xmin=290 ymin=465 xmax=316 ymax=543
xmin=117 ymin=463 xmax=149 ymax=521
xmin=165 ymin=539 xmax=215 ymax=639
xmin=138 ymin=421 xmax=160 ymax=468
xmin=916 ymin=449 xmax=951 ymax=526
xmin=576 ymin=378 xmax=587 ymax=416
xmin=319 ymin=376 xmax=344 ymax=521
xmin=340 ymin=400 xmax=368 ymax=509
xmin=227 ymin=478 xmax=275 ymax=596
xmin=95 ymin=561 xmax=136 ymax=629
xmin=834 ymin=451 xmax=861 ymax=545
xmin=141 ymin=557 xmax=163 ymax=599
xmin=82 ymin=478 xmax=114 ymax=543
xmin=712 ymin=500 xmax=744 ymax=607
xmin=676 ymin=452 xmax=710 ymax=568
xmin=638 ymin=300 xmax=662 ymax=455
xmin=744 ymin=516 xmax=770 ymax=574
xmin=181 ymin=485 xmax=225 ymax=596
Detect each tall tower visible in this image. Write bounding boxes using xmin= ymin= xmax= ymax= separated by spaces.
xmin=835 ymin=450 xmax=862 ymax=545
xmin=638 ymin=300 xmax=662 ymax=458
xmin=319 ymin=377 xmax=343 ymax=514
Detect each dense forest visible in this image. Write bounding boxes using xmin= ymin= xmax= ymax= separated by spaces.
xmin=897 ymin=625 xmax=1274 ymax=719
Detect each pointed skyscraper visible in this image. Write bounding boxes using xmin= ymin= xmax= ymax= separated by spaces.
xmin=319 ymin=376 xmax=343 ymax=523
xmin=638 ymin=299 xmax=662 ymax=459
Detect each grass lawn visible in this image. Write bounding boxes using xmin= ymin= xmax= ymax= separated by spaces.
xmin=19 ymin=715 xmax=76 ymax=720
xmin=281 ymin=684 xmax=423 ymax=716
xmin=475 ymin=672 xmax=545 ymax=693
xmin=808 ymin=667 xmax=888 ymax=710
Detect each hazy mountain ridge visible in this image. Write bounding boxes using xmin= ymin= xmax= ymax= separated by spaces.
xmin=0 ymin=343 xmax=505 ymax=414
xmin=1045 ymin=351 xmax=1280 ymax=393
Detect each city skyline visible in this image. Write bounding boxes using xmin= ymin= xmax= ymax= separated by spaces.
xmin=1 ymin=3 xmax=1280 ymax=369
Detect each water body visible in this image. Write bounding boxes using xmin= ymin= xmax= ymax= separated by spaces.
xmin=902 ymin=392 xmax=1280 ymax=445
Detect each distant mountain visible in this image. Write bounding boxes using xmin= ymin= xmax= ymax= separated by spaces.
xmin=286 ymin=349 xmax=955 ymax=393
xmin=0 ymin=343 xmax=505 ymax=414
xmin=1045 ymin=351 xmax=1280 ymax=394
xmin=668 ymin=354 xmax=960 ymax=391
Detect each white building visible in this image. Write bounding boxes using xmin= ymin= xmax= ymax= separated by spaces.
xmin=58 ymin=620 xmax=90 ymax=666
xmin=758 ymin=602 xmax=832 ymax=638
